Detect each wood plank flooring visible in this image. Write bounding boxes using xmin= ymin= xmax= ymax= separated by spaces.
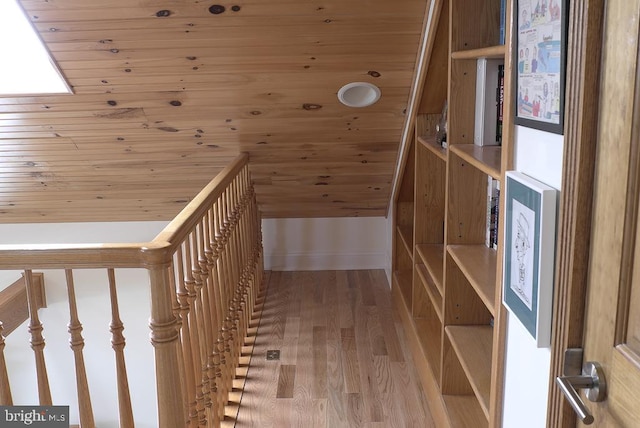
xmin=234 ymin=270 xmax=435 ymax=427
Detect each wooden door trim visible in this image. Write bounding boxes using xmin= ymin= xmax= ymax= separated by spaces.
xmin=546 ymin=0 xmax=605 ymax=426
xmin=616 ymin=43 xmax=640 ymax=345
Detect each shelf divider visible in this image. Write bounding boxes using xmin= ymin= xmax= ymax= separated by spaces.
xmin=447 ymin=245 xmax=497 ymax=316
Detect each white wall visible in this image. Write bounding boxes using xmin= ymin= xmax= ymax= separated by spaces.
xmin=0 ymin=221 xmax=168 ymax=428
xmin=262 ymin=217 xmax=388 ymax=271
xmin=0 ymin=221 xmax=168 ymax=287
xmin=502 ymin=126 xmax=564 ymax=428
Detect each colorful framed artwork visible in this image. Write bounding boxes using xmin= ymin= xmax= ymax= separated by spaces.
xmin=515 ymin=0 xmax=567 ymax=134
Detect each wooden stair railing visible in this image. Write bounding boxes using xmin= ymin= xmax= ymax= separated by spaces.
xmin=0 ymin=153 xmax=264 ymax=428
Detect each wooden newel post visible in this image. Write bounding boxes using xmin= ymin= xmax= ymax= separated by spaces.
xmin=148 ymin=264 xmax=186 ymax=428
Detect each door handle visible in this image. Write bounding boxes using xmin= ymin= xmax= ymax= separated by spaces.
xmin=555 ymin=361 xmax=606 ymax=425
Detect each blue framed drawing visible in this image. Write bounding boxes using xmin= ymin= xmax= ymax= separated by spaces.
xmin=502 ymin=171 xmax=557 ymax=347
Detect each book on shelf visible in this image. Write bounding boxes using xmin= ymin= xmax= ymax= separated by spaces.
xmin=499 ymin=0 xmax=507 ymax=45
xmin=474 ymin=58 xmax=504 ymax=147
xmin=486 ymin=176 xmax=500 ymax=250
xmin=496 ymin=64 xmax=505 ymax=145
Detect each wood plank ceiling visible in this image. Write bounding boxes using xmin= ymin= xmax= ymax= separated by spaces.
xmin=0 ymin=0 xmax=426 ymax=223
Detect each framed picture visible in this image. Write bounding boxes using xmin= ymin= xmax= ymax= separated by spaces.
xmin=502 ymin=171 xmax=557 ymax=347
xmin=515 ymin=0 xmax=567 ymax=134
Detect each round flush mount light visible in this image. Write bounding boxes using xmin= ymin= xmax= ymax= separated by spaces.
xmin=337 ymin=82 xmax=381 ymax=107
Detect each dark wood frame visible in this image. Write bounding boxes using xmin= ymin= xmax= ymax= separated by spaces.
xmin=514 ymin=0 xmax=568 ymax=134
xmin=546 ymin=0 xmax=604 ymax=425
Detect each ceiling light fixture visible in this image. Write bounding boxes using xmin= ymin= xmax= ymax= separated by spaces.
xmin=337 ymin=82 xmax=381 ymax=108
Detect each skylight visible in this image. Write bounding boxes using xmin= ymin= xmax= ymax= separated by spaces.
xmin=0 ymin=0 xmax=71 ymax=95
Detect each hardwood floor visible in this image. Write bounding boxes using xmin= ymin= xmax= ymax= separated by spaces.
xmin=234 ymin=270 xmax=435 ymax=427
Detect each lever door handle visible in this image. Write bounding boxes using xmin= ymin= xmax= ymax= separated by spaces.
xmin=555 ymin=362 xmax=606 ymax=425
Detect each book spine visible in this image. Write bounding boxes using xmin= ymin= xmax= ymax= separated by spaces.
xmin=486 ymin=176 xmax=493 ymax=248
xmin=499 ymin=0 xmax=506 ymax=45
xmin=475 ymin=59 xmax=488 ymax=146
xmin=491 ymin=180 xmax=500 ymax=250
xmin=486 ymin=177 xmax=500 ymax=249
xmin=475 ymin=59 xmax=502 ymax=146
xmin=496 ymin=64 xmax=505 ymax=145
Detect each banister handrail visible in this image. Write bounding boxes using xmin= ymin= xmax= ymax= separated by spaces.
xmin=0 ymin=152 xmax=264 ymax=428
xmin=153 ymin=152 xmax=249 ymax=250
xmin=0 ymin=153 xmax=249 ymax=270
xmin=0 ymin=242 xmax=158 ymax=270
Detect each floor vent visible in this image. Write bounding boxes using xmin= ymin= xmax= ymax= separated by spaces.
xmin=266 ymin=350 xmax=280 ymax=361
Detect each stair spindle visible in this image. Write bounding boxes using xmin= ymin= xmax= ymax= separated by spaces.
xmin=25 ymin=269 xmax=52 ymax=406
xmin=181 ymin=242 xmax=208 ymax=427
xmin=187 ymin=232 xmax=215 ymax=426
xmin=0 ymin=322 xmax=13 ymax=405
xmin=65 ymin=270 xmax=95 ymax=428
xmin=173 ymin=250 xmax=199 ymax=428
xmin=107 ymin=269 xmax=134 ymax=428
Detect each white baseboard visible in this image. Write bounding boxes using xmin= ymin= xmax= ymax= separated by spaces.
xmin=265 ymin=251 xmax=387 ymax=271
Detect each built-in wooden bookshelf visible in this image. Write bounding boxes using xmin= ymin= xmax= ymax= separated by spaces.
xmin=391 ymin=0 xmax=512 ymax=426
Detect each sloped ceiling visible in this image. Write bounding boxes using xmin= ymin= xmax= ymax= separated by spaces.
xmin=0 ymin=0 xmax=426 ymax=223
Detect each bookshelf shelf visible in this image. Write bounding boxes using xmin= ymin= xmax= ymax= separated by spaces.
xmin=392 ymin=0 xmax=511 ymax=426
xmin=397 ymin=225 xmax=414 ymax=258
xmin=393 ymin=270 xmax=413 ymax=309
xmin=450 ymin=144 xmax=501 ymax=179
xmin=445 ymin=325 xmax=493 ymax=419
xmin=451 ymin=44 xmax=506 ymax=60
xmin=416 ymin=263 xmax=443 ymax=321
xmin=415 ymin=244 xmax=444 ymax=294
xmin=417 ymin=135 xmax=447 ymax=161
xmin=447 ymin=245 xmax=497 ymax=316
xmin=443 ymin=395 xmax=488 ymax=428
xmin=414 ymin=314 xmax=442 ymax=382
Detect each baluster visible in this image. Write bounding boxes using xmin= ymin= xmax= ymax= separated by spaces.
xmin=251 ymin=171 xmax=265 ymax=299
xmin=240 ymin=167 xmax=255 ymax=314
xmin=219 ymin=190 xmax=238 ymax=397
xmin=173 ymin=250 xmax=199 ymax=427
xmin=181 ymin=242 xmax=207 ymax=427
xmin=251 ymin=169 xmax=263 ymax=307
xmin=106 ymin=269 xmax=134 ymax=428
xmin=228 ymin=183 xmax=245 ymax=362
xmin=0 ymin=322 xmax=13 ymax=405
xmin=204 ymin=209 xmax=226 ymax=421
xmin=194 ymin=221 xmax=219 ymax=423
xmin=167 ymin=265 xmax=189 ymax=427
xmin=25 ymin=269 xmax=51 ymax=405
xmin=238 ymin=171 xmax=254 ymax=331
xmin=65 ymin=270 xmax=95 ymax=427
xmin=186 ymin=233 xmax=215 ymax=427
xmin=238 ymin=170 xmax=253 ymax=326
xmin=147 ymin=264 xmax=185 ymax=428
xmin=213 ymin=202 xmax=231 ymax=423
xmin=214 ymin=195 xmax=231 ymax=400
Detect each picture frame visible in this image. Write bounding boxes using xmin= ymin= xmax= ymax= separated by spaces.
xmin=514 ymin=0 xmax=567 ymax=134
xmin=502 ymin=171 xmax=557 ymax=347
